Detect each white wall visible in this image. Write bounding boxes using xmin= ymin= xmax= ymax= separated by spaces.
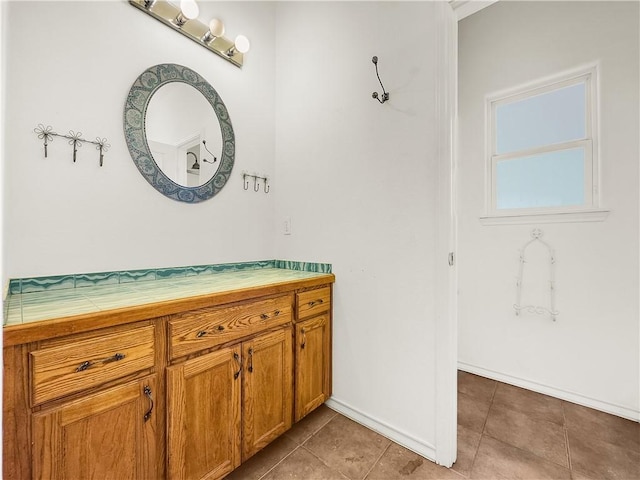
xmin=458 ymin=1 xmax=640 ymax=419
xmin=3 ymin=0 xmax=453 ymax=461
xmin=3 ymin=1 xmax=277 ymax=280
xmin=274 ymin=1 xmax=443 ymax=457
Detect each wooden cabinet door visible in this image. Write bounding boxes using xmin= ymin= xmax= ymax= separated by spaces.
xmin=295 ymin=314 xmax=331 ymax=422
xmin=242 ymin=328 xmax=293 ymax=461
xmin=32 ymin=376 xmax=157 ymax=480
xmin=167 ymin=346 xmax=241 ymax=480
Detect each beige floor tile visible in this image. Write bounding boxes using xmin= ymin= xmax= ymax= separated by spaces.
xmin=484 ymin=405 xmax=568 ymax=467
xmin=571 ymin=471 xmax=600 ymax=480
xmin=458 ymin=371 xmax=497 ymax=404
xmin=285 ymin=404 xmax=338 ymax=445
xmin=567 ymin=428 xmax=640 ymax=480
xmin=304 ymin=414 xmax=391 ymax=480
xmin=260 ymin=447 xmax=349 ymax=480
xmin=471 ymin=436 xmax=572 ymax=480
xmin=492 ymin=383 xmax=564 ymax=425
xmin=366 ymin=443 xmax=464 ymax=480
xmin=225 ymin=435 xmax=298 ymax=480
xmin=563 ymin=401 xmax=640 ymax=453
xmin=458 ymin=391 xmax=491 ymax=433
xmin=453 ymin=424 xmax=482 ymax=477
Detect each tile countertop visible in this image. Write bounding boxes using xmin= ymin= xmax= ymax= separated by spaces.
xmin=4 ymin=268 xmax=334 ymax=328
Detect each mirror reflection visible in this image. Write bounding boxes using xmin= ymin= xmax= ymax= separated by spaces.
xmin=146 ymin=83 xmax=222 ymax=187
xmin=124 ymin=63 xmax=235 ymax=203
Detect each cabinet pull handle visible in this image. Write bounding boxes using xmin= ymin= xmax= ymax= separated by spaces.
xmin=233 ymin=352 xmax=242 ymax=379
xmin=248 ymin=348 xmax=254 ymax=373
xmin=308 ymin=298 xmax=324 ymax=307
xmin=196 ymin=325 xmax=225 ymax=338
xmin=274 ymin=310 xmax=281 ymax=316
xmin=75 ymin=353 xmax=126 ymax=372
xmin=76 ymin=361 xmax=92 ymax=372
xmin=260 ymin=313 xmax=269 ymax=320
xmin=103 ymin=353 xmax=126 ymax=364
xmin=300 ymin=328 xmax=306 ymax=350
xmin=143 ymin=386 xmax=153 ymax=422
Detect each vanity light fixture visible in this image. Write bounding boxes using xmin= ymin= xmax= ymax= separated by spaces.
xmin=173 ymin=0 xmax=199 ymax=27
xmin=130 ymin=0 xmax=250 ymax=68
xmin=202 ymin=18 xmax=224 ymax=43
xmin=227 ymin=35 xmax=250 ymax=57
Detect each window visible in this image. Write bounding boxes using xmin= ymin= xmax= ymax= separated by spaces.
xmin=484 ymin=66 xmax=603 ymax=222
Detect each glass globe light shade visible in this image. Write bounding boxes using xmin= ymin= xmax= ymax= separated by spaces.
xmin=234 ymin=35 xmax=250 ymax=54
xmin=209 ymin=18 xmax=225 ymax=37
xmin=180 ymin=0 xmax=199 ymax=20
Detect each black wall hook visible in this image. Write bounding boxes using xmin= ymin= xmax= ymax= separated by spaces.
xmin=371 ymin=56 xmax=390 ymax=104
xmin=202 ymin=139 xmax=217 ymax=163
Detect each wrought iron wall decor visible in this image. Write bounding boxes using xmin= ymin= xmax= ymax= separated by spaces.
xmin=513 ymin=228 xmax=559 ymax=321
xmin=129 ymin=0 xmax=250 ymax=68
xmin=371 ymin=56 xmax=390 ymax=104
xmin=243 ymin=173 xmax=269 ymax=193
xmin=34 ymin=124 xmax=109 ymax=166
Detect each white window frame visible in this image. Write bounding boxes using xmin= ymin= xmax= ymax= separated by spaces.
xmin=482 ymin=65 xmax=608 ymax=225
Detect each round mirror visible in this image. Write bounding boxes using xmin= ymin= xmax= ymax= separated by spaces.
xmin=146 ymin=83 xmax=223 ymax=187
xmin=124 ymin=64 xmax=234 ymax=203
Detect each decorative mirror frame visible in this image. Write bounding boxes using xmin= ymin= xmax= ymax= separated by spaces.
xmin=124 ymin=64 xmax=235 ymax=203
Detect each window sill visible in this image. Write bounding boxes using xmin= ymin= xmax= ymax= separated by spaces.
xmin=479 ymin=209 xmax=610 ymax=226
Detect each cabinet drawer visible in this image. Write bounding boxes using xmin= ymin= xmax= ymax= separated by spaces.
xmin=169 ymin=295 xmax=293 ymax=359
xmin=30 ymin=324 xmax=155 ymax=406
xmin=296 ymin=287 xmax=331 ymax=320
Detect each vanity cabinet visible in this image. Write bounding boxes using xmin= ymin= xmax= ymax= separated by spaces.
xmin=32 ymin=376 xmax=158 ymax=480
xmin=167 ymin=346 xmax=241 ymax=480
xmin=29 ymin=323 xmax=156 ymax=406
xmin=12 ymin=320 xmax=160 ymax=480
xmin=294 ymin=287 xmax=332 ymax=422
xmin=295 ymin=314 xmax=331 ymax=422
xmin=3 ymin=273 xmax=333 ymax=480
xmin=167 ymin=325 xmax=293 ymax=480
xmin=241 ymin=327 xmax=293 ymax=460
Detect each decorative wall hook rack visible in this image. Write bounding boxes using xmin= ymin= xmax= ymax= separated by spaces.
xmin=34 ymin=124 xmax=109 ymax=167
xmin=243 ymin=173 xmax=269 ymax=193
xmin=371 ymin=56 xmax=390 ymax=104
xmin=514 ymin=228 xmax=559 ymax=321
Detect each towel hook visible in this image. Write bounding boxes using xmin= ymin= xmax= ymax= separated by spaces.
xmin=201 ymin=139 xmax=217 ymax=163
xmin=242 ymin=172 xmax=270 ymax=193
xmin=371 ymin=56 xmax=390 ymax=104
xmin=34 ymin=124 xmax=108 ymax=166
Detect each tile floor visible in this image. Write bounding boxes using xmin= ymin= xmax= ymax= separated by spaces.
xmin=225 ymin=371 xmax=640 ymax=479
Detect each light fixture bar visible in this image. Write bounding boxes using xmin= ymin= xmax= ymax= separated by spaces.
xmin=129 ymin=0 xmax=244 ymax=68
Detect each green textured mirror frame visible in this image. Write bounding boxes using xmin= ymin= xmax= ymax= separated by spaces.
xmin=124 ymin=64 xmax=235 ymax=203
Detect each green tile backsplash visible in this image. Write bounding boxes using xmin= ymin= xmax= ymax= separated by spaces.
xmin=7 ymin=260 xmax=331 ymax=295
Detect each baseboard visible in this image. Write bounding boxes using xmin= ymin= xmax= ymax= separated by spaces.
xmin=325 ymin=397 xmax=437 ymax=462
xmin=458 ymin=361 xmax=640 ymax=422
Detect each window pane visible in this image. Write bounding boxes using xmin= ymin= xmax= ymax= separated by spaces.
xmin=496 ymin=82 xmax=586 ymax=154
xmin=496 ymin=148 xmax=585 ymax=209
